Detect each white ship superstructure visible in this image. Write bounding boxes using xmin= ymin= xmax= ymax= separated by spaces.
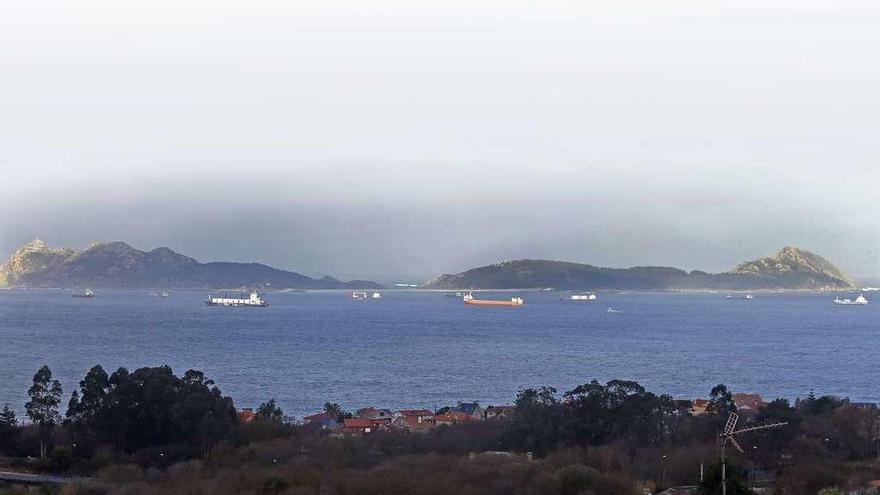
xmin=206 ymin=290 xmax=269 ymax=307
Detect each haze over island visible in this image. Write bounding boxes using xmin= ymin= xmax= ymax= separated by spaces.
xmin=1 ymin=1 xmax=879 ymax=281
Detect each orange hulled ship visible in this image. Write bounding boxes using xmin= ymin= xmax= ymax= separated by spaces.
xmin=462 ymin=292 xmax=524 ymax=307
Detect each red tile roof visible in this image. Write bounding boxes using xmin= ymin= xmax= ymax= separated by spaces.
xmin=400 ymin=409 xmax=434 ymax=417
xmin=343 ymin=418 xmax=374 ymax=428
xmin=238 ymin=409 xmax=257 ymax=423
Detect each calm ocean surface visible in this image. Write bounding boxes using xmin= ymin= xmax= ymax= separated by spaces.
xmin=0 ymin=289 xmax=877 ymax=417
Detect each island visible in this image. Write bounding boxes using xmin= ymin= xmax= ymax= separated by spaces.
xmin=422 ymin=246 xmax=856 ymax=291
xmin=0 ymin=239 xmax=381 ymax=290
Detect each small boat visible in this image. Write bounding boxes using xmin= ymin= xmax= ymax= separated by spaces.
xmin=567 ymin=293 xmax=597 ymax=301
xmin=463 ymin=292 xmax=524 ymax=307
xmin=606 ymin=307 xmax=621 ymax=313
xmin=161 ymin=290 xmax=170 ymax=298
xmin=444 ymin=292 xmax=464 ymax=298
xmin=833 ymin=294 xmax=869 ymax=305
xmin=351 ymin=291 xmax=367 ymax=300
xmin=371 ymin=292 xmax=382 ymax=299
xmin=725 ymin=293 xmax=754 ymax=300
xmin=72 ymin=288 xmax=95 ymax=298
xmin=206 ymin=290 xmax=269 ymax=307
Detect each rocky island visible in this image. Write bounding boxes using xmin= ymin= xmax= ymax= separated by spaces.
xmin=423 ymin=246 xmax=856 ymax=291
xmin=0 ymin=239 xmax=381 ymax=290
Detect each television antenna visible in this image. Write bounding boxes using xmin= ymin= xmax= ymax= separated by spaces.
xmin=719 ymin=412 xmax=787 ymax=495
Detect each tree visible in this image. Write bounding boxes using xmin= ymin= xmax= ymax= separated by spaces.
xmin=256 ymin=399 xmax=284 ymax=422
xmin=323 ymin=402 xmax=348 ymax=422
xmin=65 ymin=365 xmax=237 ymax=453
xmin=707 ymin=384 xmax=737 ymax=417
xmin=0 ymin=404 xmax=19 ymax=452
xmin=698 ymin=461 xmax=749 ymax=495
xmin=25 ymin=365 xmax=63 ymax=459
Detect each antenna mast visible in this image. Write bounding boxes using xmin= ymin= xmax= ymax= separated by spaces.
xmin=719 ymin=412 xmax=787 ymax=495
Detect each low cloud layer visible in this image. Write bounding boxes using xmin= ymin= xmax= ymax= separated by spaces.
xmin=2 ymin=0 xmax=879 ymax=281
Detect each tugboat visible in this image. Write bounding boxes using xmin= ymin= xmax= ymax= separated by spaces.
xmin=462 ymin=292 xmax=524 ymax=307
xmin=72 ymin=288 xmax=95 ymax=298
xmin=206 ymin=290 xmax=269 ymax=307
xmin=832 ymin=294 xmax=869 ymax=305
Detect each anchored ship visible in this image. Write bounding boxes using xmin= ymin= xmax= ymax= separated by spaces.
xmin=72 ymin=288 xmax=95 ymax=298
xmin=726 ymin=293 xmax=754 ymax=300
xmin=462 ymin=292 xmax=524 ymax=307
xmin=832 ymin=294 xmax=868 ymax=305
xmin=206 ymin=290 xmax=269 ymax=307
xmin=351 ymin=291 xmax=383 ymax=300
xmin=567 ymin=293 xmax=597 ymax=301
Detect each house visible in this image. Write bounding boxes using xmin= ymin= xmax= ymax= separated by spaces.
xmin=691 ymin=399 xmax=710 ymax=415
xmin=355 ymin=407 xmax=394 ymax=421
xmin=485 ymin=406 xmax=515 ymax=420
xmin=732 ymin=393 xmax=765 ymax=414
xmin=237 ymin=408 xmax=257 ymax=423
xmin=434 ymin=410 xmax=475 ymax=426
xmin=391 ymin=409 xmax=435 ymax=431
xmin=455 ymin=402 xmax=484 ymax=420
xmin=303 ymin=411 xmax=339 ymax=429
xmin=339 ymin=417 xmax=377 ymax=435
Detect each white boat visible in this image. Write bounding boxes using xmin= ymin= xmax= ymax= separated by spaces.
xmin=161 ymin=289 xmax=170 ymax=298
xmin=833 ymin=294 xmax=869 ymax=305
xmin=206 ymin=290 xmax=269 ymax=307
xmin=606 ymin=307 xmax=621 ymax=313
xmin=72 ymin=288 xmax=95 ymax=298
xmin=568 ymin=293 xmax=597 ymax=301
xmin=726 ymin=293 xmax=754 ymax=300
xmin=371 ymin=292 xmax=382 ymax=299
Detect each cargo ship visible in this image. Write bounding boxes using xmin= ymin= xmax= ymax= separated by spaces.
xmin=462 ymin=292 xmax=524 ymax=307
xmin=206 ymin=290 xmax=269 ymax=307
xmin=833 ymin=294 xmax=868 ymax=305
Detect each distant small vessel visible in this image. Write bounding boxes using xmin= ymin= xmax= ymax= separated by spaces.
xmin=606 ymin=307 xmax=621 ymax=313
xmin=862 ymin=287 xmax=880 ymax=292
xmin=463 ymin=292 xmax=524 ymax=307
xmin=206 ymin=290 xmax=269 ymax=307
xmin=833 ymin=294 xmax=869 ymax=305
xmin=726 ymin=293 xmax=754 ymax=300
xmin=567 ymin=293 xmax=597 ymax=301
xmin=444 ymin=292 xmax=464 ymax=298
xmin=72 ymin=288 xmax=95 ymax=298
xmin=351 ymin=291 xmax=382 ymax=300
xmin=161 ymin=290 xmax=170 ymax=298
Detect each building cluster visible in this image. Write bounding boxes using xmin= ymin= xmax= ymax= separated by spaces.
xmin=300 ymin=402 xmax=516 ymax=436
xmin=686 ymin=392 xmax=767 ymax=416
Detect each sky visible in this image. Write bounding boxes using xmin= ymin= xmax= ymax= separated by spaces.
xmin=1 ymin=0 xmax=879 ymax=282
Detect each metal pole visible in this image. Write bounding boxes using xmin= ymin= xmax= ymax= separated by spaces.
xmin=721 ymin=442 xmax=727 ymax=495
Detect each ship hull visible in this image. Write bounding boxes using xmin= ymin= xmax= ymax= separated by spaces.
xmin=205 ymin=301 xmax=269 ymax=307
xmin=464 ymin=299 xmax=523 ymax=307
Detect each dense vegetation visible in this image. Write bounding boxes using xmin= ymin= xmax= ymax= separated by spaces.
xmin=0 ymin=366 xmax=878 ymax=495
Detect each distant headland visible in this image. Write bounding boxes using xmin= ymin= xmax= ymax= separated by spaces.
xmin=0 ymin=239 xmax=381 ymax=290
xmin=423 ymin=246 xmax=857 ymax=291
